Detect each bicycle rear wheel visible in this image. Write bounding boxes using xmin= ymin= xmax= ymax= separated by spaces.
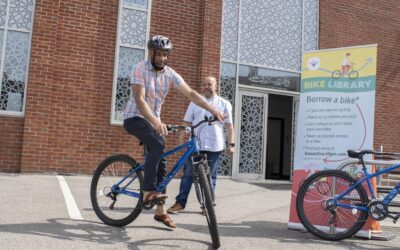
xmin=198 ymin=163 xmax=220 ymax=249
xmin=90 ymin=154 xmax=143 ymax=227
xmin=296 ymin=170 xmax=369 ymax=241
xmin=332 ymin=70 xmax=341 ymax=79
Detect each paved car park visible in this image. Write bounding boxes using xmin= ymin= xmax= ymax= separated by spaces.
xmin=1 ymin=173 xmax=400 ymax=249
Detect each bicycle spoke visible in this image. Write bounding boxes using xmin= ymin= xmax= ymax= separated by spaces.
xmin=297 ymin=170 xmax=369 ymax=240
xmin=91 ymin=155 xmax=143 ymax=227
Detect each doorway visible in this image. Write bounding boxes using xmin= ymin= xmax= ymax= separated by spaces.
xmin=266 ymin=118 xmax=284 ymax=179
xmin=233 ymin=89 xmax=295 ymax=181
xmin=266 ymin=94 xmax=293 ymax=180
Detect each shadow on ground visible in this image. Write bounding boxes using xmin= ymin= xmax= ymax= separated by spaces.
xmin=248 ymin=182 xmax=292 ymax=191
xmin=0 ymin=218 xmax=398 ymax=249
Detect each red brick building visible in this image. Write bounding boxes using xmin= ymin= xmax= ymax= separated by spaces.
xmin=1 ymin=0 xmax=399 ymax=180
xmin=0 ymin=0 xmax=222 ymax=174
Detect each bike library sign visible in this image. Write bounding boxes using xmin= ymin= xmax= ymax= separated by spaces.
xmin=288 ymin=44 xmax=378 ymax=236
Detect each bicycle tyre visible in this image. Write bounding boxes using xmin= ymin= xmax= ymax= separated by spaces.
xmin=296 ymin=170 xmax=369 ymax=241
xmin=349 ymin=70 xmax=358 ymax=80
xmin=198 ymin=163 xmax=220 ymax=249
xmin=206 ymin=168 xmax=216 ymax=202
xmin=90 ymin=154 xmax=143 ymax=227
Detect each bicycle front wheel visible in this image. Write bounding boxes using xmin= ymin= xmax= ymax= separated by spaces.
xmin=198 ymin=163 xmax=220 ymax=249
xmin=349 ymin=70 xmax=358 ymax=80
xmin=90 ymin=154 xmax=143 ymax=227
xmin=296 ymin=170 xmax=369 ymax=241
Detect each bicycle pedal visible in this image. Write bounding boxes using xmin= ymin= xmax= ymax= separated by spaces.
xmin=142 ymin=201 xmax=155 ymax=210
xmin=393 ymin=214 xmax=400 ymax=224
xmin=155 ymin=200 xmax=165 ymax=205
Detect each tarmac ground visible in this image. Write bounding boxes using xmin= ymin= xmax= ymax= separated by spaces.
xmin=1 ymin=173 xmax=400 ymax=249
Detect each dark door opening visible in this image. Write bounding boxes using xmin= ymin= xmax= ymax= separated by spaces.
xmin=265 ymin=94 xmax=293 ymax=180
xmin=265 ymin=118 xmax=285 ymax=179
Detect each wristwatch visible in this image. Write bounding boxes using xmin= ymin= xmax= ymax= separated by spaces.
xmin=228 ymin=143 xmax=235 ymax=147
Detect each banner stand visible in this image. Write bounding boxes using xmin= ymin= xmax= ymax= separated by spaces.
xmin=288 ymin=45 xmax=385 ymax=240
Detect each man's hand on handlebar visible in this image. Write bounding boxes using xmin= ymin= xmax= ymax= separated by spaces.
xmin=211 ymin=109 xmax=224 ymax=122
xmin=154 ymin=120 xmax=168 ymax=136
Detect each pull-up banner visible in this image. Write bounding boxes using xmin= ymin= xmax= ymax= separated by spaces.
xmin=288 ymin=44 xmax=377 ymax=236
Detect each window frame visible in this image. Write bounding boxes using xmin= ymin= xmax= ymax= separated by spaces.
xmin=110 ymin=0 xmax=152 ymax=125
xmin=0 ymin=0 xmax=36 ymax=117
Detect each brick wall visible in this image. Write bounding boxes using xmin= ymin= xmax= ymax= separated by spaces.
xmin=0 ymin=0 xmax=222 ymax=173
xmin=319 ymin=0 xmax=400 ymax=152
xmin=0 ymin=118 xmax=24 ymax=172
xmin=20 ymin=0 xmax=123 ymax=173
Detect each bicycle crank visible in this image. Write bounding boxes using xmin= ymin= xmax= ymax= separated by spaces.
xmin=368 ymin=200 xmax=388 ymax=221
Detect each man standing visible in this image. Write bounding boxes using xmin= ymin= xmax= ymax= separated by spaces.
xmin=167 ymin=76 xmax=234 ymax=214
xmin=123 ymin=36 xmax=224 ymax=228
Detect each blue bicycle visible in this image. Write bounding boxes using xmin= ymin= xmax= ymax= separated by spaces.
xmin=296 ymin=149 xmax=400 ymax=241
xmin=90 ymin=117 xmax=220 ymax=248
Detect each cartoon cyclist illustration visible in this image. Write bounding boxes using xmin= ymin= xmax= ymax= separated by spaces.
xmin=341 ymin=52 xmax=351 ymax=75
xmin=332 ymin=52 xmax=359 ymax=80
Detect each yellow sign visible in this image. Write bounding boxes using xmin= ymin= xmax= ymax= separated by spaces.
xmin=302 ymin=45 xmax=377 ymax=79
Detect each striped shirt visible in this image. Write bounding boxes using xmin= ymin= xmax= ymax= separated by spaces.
xmin=124 ymin=61 xmax=184 ymax=119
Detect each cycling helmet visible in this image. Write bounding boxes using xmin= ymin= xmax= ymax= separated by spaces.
xmin=147 ymin=35 xmax=172 ymax=51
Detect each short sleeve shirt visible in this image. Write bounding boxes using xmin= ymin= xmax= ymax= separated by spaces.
xmin=124 ymin=61 xmax=184 ymax=119
xmin=184 ymin=95 xmax=233 ymax=152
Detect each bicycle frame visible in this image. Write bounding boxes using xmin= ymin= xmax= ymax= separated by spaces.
xmin=111 ymin=136 xmax=200 ymax=198
xmin=334 ymin=162 xmax=400 ymax=212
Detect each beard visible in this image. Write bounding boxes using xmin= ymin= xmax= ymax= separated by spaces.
xmin=152 ymin=60 xmax=166 ymax=71
xmin=151 ymin=51 xmax=168 ymax=71
xmin=204 ymin=90 xmax=214 ymax=98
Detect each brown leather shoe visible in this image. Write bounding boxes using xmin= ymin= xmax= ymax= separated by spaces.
xmin=143 ymin=191 xmax=168 ymax=203
xmin=167 ymin=203 xmax=184 ymax=214
xmin=154 ymin=214 xmax=176 ymax=228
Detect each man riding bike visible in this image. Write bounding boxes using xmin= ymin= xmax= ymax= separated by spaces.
xmin=123 ymin=35 xmax=224 ymax=228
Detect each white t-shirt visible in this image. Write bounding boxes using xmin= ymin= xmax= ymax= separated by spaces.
xmin=184 ymin=95 xmax=233 ymax=152
xmin=342 ymin=57 xmax=350 ymax=66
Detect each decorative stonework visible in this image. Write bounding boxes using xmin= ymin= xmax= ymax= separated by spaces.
xmin=218 ymin=62 xmax=237 ymax=176
xmin=221 ymin=0 xmax=239 ymax=62
xmin=120 ymin=8 xmax=148 ymax=47
xmin=114 ymin=47 xmax=144 ymax=119
xmin=239 ymin=0 xmax=302 ymax=72
xmin=303 ymin=0 xmax=318 ymax=52
xmin=0 ymin=0 xmax=7 ymax=27
xmin=238 ymin=95 xmax=264 ymax=174
xmin=0 ymin=31 xmax=29 ymax=111
xmin=123 ymin=0 xmax=148 ymax=9
xmin=8 ymin=0 xmax=34 ymax=30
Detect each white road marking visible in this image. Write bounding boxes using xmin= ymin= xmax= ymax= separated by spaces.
xmin=57 ymin=176 xmax=83 ymax=220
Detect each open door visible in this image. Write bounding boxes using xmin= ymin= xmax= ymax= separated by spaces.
xmin=233 ymin=89 xmax=268 ymax=180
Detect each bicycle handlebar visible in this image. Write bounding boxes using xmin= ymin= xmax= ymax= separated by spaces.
xmin=166 ymin=116 xmax=219 ymax=134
